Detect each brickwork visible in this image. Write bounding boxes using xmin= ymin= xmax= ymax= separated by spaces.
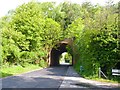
xmin=48 ymin=38 xmax=75 ymax=66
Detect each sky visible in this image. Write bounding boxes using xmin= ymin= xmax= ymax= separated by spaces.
xmin=0 ymin=0 xmax=119 ymax=18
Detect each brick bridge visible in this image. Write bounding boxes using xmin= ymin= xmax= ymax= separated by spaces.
xmin=47 ymin=38 xmax=76 ymax=66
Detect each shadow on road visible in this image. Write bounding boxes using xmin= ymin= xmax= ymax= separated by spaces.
xmin=2 ymin=75 xmax=63 ymax=88
xmin=1 ymin=65 xmax=68 ymax=88
xmin=2 ymin=65 xmax=119 ymax=89
xmin=46 ymin=65 xmax=69 ymax=76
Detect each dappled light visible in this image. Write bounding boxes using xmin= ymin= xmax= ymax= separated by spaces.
xmin=59 ymin=52 xmax=72 ymax=66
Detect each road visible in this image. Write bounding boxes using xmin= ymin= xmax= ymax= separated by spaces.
xmin=1 ymin=65 xmax=68 ymax=88
xmin=1 ymin=65 xmax=120 ymax=89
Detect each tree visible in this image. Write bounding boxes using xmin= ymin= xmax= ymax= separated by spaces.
xmin=1 ymin=2 xmax=62 ymax=66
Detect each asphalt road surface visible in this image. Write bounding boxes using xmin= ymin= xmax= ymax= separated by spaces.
xmin=1 ymin=65 xmax=68 ymax=88
xmin=1 ymin=65 xmax=120 ymax=89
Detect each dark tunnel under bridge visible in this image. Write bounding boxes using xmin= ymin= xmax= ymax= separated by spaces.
xmin=49 ymin=38 xmax=75 ymax=66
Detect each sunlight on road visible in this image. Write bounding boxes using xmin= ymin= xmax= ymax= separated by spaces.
xmin=60 ymin=67 xmax=120 ymax=88
xmin=60 ymin=62 xmax=71 ymax=65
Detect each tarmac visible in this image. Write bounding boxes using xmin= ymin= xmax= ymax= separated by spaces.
xmin=60 ymin=66 xmax=120 ymax=89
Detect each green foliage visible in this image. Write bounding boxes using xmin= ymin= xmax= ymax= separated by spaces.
xmin=40 ymin=18 xmax=63 ymax=48
xmin=73 ymin=1 xmax=119 ymax=79
xmin=66 ymin=18 xmax=84 ymax=38
xmin=1 ymin=2 xmax=62 ymax=67
xmin=64 ymin=53 xmax=72 ymax=63
xmin=1 ymin=64 xmax=42 ymax=77
xmin=39 ymin=60 xmax=48 ymax=67
xmin=1 ymin=0 xmax=119 ymax=81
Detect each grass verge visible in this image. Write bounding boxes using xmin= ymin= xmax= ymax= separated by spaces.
xmin=0 ymin=64 xmax=43 ymax=78
xmin=74 ymin=66 xmax=119 ymax=84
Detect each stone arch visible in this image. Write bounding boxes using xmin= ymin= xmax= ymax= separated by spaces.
xmin=48 ymin=38 xmax=75 ymax=66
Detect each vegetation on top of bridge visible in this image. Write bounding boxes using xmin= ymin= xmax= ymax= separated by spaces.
xmin=0 ymin=1 xmax=119 ymax=80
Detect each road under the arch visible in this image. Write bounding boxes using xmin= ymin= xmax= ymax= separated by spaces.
xmin=48 ymin=38 xmax=74 ymax=66
xmin=50 ymin=43 xmax=71 ymax=66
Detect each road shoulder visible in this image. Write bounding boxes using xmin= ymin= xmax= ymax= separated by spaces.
xmin=60 ymin=66 xmax=120 ymax=89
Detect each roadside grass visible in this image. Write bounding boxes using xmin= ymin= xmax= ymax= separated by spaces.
xmin=74 ymin=66 xmax=119 ymax=84
xmin=0 ymin=64 xmax=43 ymax=78
xmin=79 ymin=72 xmax=120 ymax=84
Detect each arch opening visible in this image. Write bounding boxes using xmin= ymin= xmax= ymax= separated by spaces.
xmin=50 ymin=43 xmax=73 ymax=66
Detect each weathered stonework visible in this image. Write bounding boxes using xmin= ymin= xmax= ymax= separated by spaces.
xmin=48 ymin=38 xmax=75 ymax=66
